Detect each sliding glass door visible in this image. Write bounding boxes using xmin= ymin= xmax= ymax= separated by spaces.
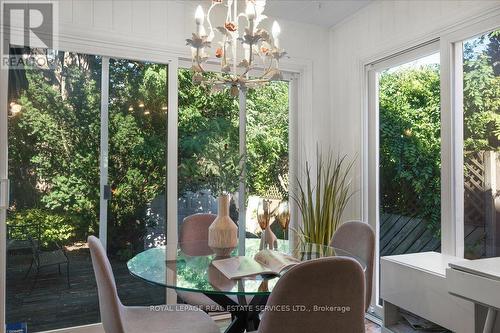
xmin=367 ymin=45 xmax=441 ymax=313
xmin=3 ymin=47 xmax=169 ymax=331
xmin=5 ymin=47 xmax=102 ymax=330
xmin=177 ymin=68 xmax=290 ymax=245
xmin=106 ymin=58 xmax=168 ymax=306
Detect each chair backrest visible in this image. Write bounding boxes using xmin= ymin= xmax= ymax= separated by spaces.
xmin=87 ymin=236 xmax=125 ymax=333
xmin=179 ymin=213 xmax=216 ymax=256
xmin=258 ymin=257 xmax=365 ymax=333
xmin=330 ymin=220 xmax=375 ymax=311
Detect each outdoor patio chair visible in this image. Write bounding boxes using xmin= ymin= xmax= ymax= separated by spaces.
xmin=26 ymin=237 xmax=70 ymax=290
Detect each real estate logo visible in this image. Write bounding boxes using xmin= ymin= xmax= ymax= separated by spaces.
xmin=1 ymin=1 xmax=58 ymax=69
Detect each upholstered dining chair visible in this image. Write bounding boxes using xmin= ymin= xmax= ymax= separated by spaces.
xmin=176 ymin=213 xmax=225 ymax=312
xmin=257 ymin=257 xmax=366 ymax=333
xmin=330 ymin=221 xmax=375 ymax=312
xmin=177 ymin=213 xmax=252 ymax=312
xmin=87 ymin=236 xmax=220 ymax=333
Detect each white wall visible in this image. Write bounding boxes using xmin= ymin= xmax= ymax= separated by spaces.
xmin=55 ymin=0 xmax=331 ymax=162
xmin=329 ymin=0 xmax=500 ymax=221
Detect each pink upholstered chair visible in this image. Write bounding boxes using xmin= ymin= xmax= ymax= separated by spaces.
xmin=176 ymin=213 xmax=225 ymax=311
xmin=87 ymin=236 xmax=219 ymax=333
xmin=257 ymin=257 xmax=366 ymax=333
xmin=330 ymin=220 xmax=375 ymax=312
xmin=179 ymin=213 xmax=217 ymax=256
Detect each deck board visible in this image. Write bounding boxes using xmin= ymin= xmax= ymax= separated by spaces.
xmin=6 ymin=248 xmax=165 ymax=332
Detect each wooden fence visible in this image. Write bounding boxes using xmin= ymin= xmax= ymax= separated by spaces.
xmin=381 ymin=150 xmax=500 ymax=258
xmin=464 ymin=151 xmax=500 ymax=257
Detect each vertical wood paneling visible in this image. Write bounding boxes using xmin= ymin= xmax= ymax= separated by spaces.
xmin=131 ymin=0 xmax=150 ymax=35
xmin=73 ymin=0 xmax=93 ymax=26
xmin=167 ymin=0 xmax=188 ymax=46
xmin=93 ymin=0 xmax=113 ymax=30
xmin=59 ymin=0 xmax=74 ymax=24
xmin=112 ymin=0 xmax=132 ymax=33
xmin=150 ymin=1 xmax=168 ymax=41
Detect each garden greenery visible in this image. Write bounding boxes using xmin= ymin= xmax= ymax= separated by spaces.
xmin=379 ymin=30 xmax=499 ymax=235
xmin=7 ymin=52 xmax=289 ymax=253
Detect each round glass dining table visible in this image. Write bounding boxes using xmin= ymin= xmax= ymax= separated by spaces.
xmin=127 ymin=238 xmax=365 ymax=333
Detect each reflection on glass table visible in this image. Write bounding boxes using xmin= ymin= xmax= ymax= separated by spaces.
xmin=128 ymin=238 xmax=366 ymax=333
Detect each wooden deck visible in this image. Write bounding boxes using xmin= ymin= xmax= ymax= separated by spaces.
xmin=380 ymin=212 xmax=486 ymax=258
xmin=6 ymin=246 xmax=165 ymax=332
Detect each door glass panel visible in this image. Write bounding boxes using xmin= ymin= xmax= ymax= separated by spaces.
xmin=107 ymin=59 xmax=167 ymax=304
xmin=177 ymin=68 xmax=290 ymax=252
xmin=177 ymin=68 xmax=239 ymax=237
xmin=378 ymin=53 xmax=442 ymax=256
xmin=463 ymin=29 xmax=500 ymax=259
xmin=7 ymin=47 xmax=101 ymax=330
xmin=246 ymin=81 xmax=290 ymax=240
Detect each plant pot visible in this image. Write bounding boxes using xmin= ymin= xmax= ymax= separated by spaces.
xmin=208 ymin=194 xmax=238 ymax=257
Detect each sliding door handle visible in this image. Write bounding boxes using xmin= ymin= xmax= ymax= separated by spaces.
xmin=0 ymin=179 xmax=9 ymax=209
xmin=103 ymin=184 xmax=112 ymax=200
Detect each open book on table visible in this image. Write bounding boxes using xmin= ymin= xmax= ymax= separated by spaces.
xmin=211 ymin=249 xmax=301 ymax=280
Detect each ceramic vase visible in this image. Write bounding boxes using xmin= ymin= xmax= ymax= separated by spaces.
xmin=208 ymin=194 xmax=238 ymax=257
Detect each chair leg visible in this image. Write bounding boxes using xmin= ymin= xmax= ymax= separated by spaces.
xmin=24 ymin=259 xmax=34 ymax=279
xmin=66 ymin=262 xmax=70 ymax=288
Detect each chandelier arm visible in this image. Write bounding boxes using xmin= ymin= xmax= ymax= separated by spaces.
xmin=206 ymin=2 xmax=218 ymax=41
xmin=195 ymin=47 xmax=207 ymax=74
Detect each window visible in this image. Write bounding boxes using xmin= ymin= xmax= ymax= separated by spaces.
xmin=462 ymin=29 xmax=500 ymax=259
xmin=107 ymin=59 xmax=168 ymax=304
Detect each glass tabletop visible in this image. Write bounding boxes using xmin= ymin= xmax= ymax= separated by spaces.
xmin=127 ymin=238 xmax=366 ymax=296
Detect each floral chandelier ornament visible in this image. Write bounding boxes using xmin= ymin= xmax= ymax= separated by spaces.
xmin=186 ymin=0 xmax=286 ymax=96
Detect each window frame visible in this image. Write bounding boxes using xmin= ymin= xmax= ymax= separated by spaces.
xmin=363 ymin=9 xmax=500 ymax=318
xmin=366 ymin=41 xmax=441 ymax=317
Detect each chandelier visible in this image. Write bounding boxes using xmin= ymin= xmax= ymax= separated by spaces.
xmin=186 ymin=0 xmax=286 ymax=96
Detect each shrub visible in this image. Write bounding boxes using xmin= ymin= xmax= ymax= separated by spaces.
xmin=7 ymin=209 xmax=78 ymax=248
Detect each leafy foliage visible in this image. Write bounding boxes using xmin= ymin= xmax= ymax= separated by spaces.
xmin=379 ymin=64 xmax=441 ymax=232
xmin=7 ymin=51 xmax=289 ymax=253
xmin=379 ymin=30 xmax=500 ymax=235
xmin=8 ymin=209 xmax=79 ymax=248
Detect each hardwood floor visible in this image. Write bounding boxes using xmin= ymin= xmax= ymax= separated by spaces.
xmin=217 ymin=318 xmax=382 ymax=332
xmin=6 ymin=247 xmax=166 ymax=332
xmin=365 ymin=319 xmax=382 ymax=333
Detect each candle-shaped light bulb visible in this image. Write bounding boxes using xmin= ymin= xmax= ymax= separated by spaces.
xmin=195 ymin=5 xmax=204 ymax=25
xmin=246 ymin=2 xmax=256 ymax=34
xmin=246 ymin=2 xmax=256 ymax=20
xmin=195 ymin=5 xmax=205 ymax=36
xmin=272 ymin=21 xmax=281 ymax=48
